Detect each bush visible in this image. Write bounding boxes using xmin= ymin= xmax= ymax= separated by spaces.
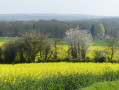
xmin=83 ymin=57 xmax=94 ymax=62
xmin=0 ymin=31 xmax=51 ymax=64
xmin=0 ymin=47 xmax=4 ymax=63
xmin=109 ymin=60 xmax=118 ymax=63
xmin=3 ymin=42 xmax=18 ymax=64
xmin=92 ymin=50 xmax=107 ymax=63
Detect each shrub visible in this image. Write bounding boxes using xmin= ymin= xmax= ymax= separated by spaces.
xmin=92 ymin=50 xmax=107 ymax=63
xmin=3 ymin=41 xmax=18 ymax=64
xmin=83 ymin=57 xmax=94 ymax=62
xmin=0 ymin=47 xmax=4 ymax=63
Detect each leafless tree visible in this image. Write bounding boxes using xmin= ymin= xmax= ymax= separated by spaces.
xmin=52 ymin=37 xmax=62 ymax=60
xmin=104 ymin=40 xmax=119 ymax=61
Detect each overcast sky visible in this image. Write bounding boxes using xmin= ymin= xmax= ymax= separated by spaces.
xmin=0 ymin=0 xmax=119 ymax=16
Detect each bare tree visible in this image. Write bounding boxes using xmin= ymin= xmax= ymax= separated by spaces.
xmin=52 ymin=37 xmax=62 ymax=60
xmin=38 ymin=43 xmax=53 ymax=60
xmin=65 ymin=28 xmax=92 ymax=60
xmin=104 ymin=40 xmax=119 ymax=61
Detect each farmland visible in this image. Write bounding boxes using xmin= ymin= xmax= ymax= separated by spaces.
xmin=0 ymin=37 xmax=19 ymax=42
xmin=1 ymin=1 xmax=119 ymax=89
xmin=0 ymin=63 xmax=119 ymax=90
xmin=81 ymin=80 xmax=119 ymax=90
xmin=0 ymin=39 xmax=119 ymax=61
xmin=0 ymin=37 xmax=119 ymax=89
xmin=0 ymin=37 xmax=108 ymax=46
xmin=0 ymin=41 xmax=119 ymax=60
xmin=0 ymin=42 xmax=115 ymax=60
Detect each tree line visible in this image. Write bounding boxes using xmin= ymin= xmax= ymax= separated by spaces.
xmin=0 ymin=19 xmax=119 ymax=39
xmin=0 ymin=29 xmax=119 ymax=64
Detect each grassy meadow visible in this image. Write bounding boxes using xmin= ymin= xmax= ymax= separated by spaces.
xmin=0 ymin=37 xmax=109 ymax=46
xmin=0 ymin=37 xmax=19 ymax=42
xmin=50 ymin=38 xmax=108 ymax=46
xmin=81 ymin=80 xmax=119 ymax=90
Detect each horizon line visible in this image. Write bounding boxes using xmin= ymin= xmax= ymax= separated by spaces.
xmin=0 ymin=13 xmax=119 ymax=17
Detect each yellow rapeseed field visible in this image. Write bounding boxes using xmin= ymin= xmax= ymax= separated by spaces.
xmin=0 ymin=42 xmax=5 ymax=46
xmin=0 ymin=42 xmax=119 ymax=89
xmin=0 ymin=42 xmax=118 ymax=59
xmin=54 ymin=45 xmax=119 ymax=59
xmin=0 ymin=63 xmax=119 ymax=86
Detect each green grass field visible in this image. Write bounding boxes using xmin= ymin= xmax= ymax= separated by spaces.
xmin=81 ymin=80 xmax=119 ymax=90
xmin=0 ymin=37 xmax=19 ymax=42
xmin=92 ymin=40 xmax=107 ymax=46
xmin=50 ymin=38 xmax=108 ymax=45
xmin=0 ymin=37 xmax=111 ymax=46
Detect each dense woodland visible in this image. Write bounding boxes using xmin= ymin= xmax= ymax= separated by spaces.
xmin=0 ymin=18 xmax=119 ymax=39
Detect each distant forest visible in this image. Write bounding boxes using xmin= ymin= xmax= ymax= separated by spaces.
xmin=0 ymin=18 xmax=119 ymax=39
